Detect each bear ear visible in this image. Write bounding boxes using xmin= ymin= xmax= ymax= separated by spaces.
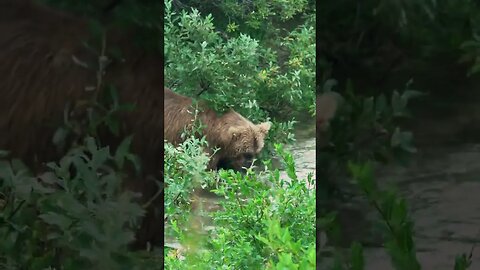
xmin=257 ymin=122 xmax=271 ymax=135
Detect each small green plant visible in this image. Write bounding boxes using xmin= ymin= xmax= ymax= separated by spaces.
xmin=349 ymin=162 xmax=420 ymax=270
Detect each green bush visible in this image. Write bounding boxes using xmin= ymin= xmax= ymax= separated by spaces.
xmin=164 ymin=138 xmax=315 ymax=269
xmin=164 ymin=0 xmax=316 ymax=155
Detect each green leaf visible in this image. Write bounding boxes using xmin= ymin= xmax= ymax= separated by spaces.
xmin=91 ymin=147 xmax=111 ymax=169
xmin=114 ymin=136 xmax=133 ymax=169
xmin=105 ymin=116 xmax=120 ymax=136
xmin=39 ymin=212 xmax=73 ymax=230
xmin=126 ymin=153 xmax=142 ymax=174
xmin=350 ymin=242 xmax=364 ymax=270
xmin=454 ymin=253 xmax=471 ymax=270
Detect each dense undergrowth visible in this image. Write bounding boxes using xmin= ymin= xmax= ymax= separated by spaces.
xmin=319 ymin=0 xmax=480 ymax=269
xmin=164 ymin=136 xmax=316 ymax=269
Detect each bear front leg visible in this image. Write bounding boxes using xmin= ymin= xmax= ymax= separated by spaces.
xmin=207 ymin=152 xmax=221 ymax=170
xmin=206 ymin=149 xmax=221 ymax=170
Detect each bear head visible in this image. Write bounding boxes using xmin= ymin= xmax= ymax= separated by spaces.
xmin=214 ymin=110 xmax=271 ymax=171
xmin=317 ymin=92 xmax=340 ymax=133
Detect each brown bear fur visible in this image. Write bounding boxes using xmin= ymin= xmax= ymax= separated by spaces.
xmin=164 ymin=88 xmax=271 ymax=171
xmin=0 ymin=0 xmax=163 ymax=249
xmin=317 ymin=93 xmax=339 ymax=134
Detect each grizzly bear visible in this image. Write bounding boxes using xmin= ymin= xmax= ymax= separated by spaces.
xmin=0 ymin=0 xmax=163 ymax=249
xmin=164 ymin=87 xmax=271 ymax=171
